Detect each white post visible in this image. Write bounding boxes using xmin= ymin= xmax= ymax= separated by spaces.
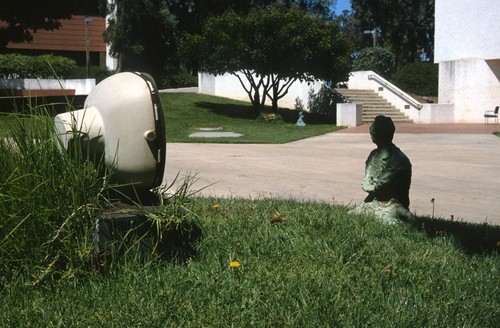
xmin=337 ymin=103 xmax=363 ymax=127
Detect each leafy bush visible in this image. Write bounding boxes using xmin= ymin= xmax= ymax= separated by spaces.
xmin=0 ymin=54 xmax=77 ymax=79
xmin=307 ymin=85 xmax=343 ymax=115
xmin=161 ymin=65 xmax=198 ymax=88
xmin=37 ymin=54 xmax=77 ymax=78
xmin=352 ymin=47 xmax=396 ymax=78
xmin=66 ymin=65 xmax=114 ymax=83
xmin=393 ymin=62 xmax=438 ymax=96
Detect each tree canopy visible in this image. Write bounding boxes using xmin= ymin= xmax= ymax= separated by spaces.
xmin=349 ymin=0 xmax=434 ymax=66
xmin=169 ymin=0 xmax=336 ymax=34
xmin=352 ymin=47 xmax=396 ymax=78
xmin=104 ymin=0 xmax=178 ymax=82
xmin=104 ymin=0 xmax=338 ymax=87
xmin=181 ymin=8 xmax=351 ymax=114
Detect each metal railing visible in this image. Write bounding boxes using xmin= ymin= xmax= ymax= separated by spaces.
xmin=368 ymin=74 xmax=422 ymax=110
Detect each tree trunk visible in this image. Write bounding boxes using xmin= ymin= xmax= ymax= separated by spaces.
xmin=271 ymin=98 xmax=278 ymax=112
xmin=251 ymin=89 xmax=262 ymax=118
xmin=235 ymin=71 xmax=264 ymax=118
xmin=117 ymin=52 xmax=124 ymax=72
xmin=270 ymin=80 xmax=279 ymax=112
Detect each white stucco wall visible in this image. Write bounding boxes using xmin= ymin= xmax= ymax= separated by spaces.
xmin=0 ymin=78 xmax=96 ymax=95
xmin=435 ymin=0 xmax=500 ymax=62
xmin=434 ymin=0 xmax=500 ymax=123
xmin=198 ymin=72 xmax=322 ymax=109
xmin=438 ymin=58 xmax=500 ymax=122
xmin=417 ymin=104 xmax=455 ymax=124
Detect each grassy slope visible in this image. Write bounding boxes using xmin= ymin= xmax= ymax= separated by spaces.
xmin=161 ymin=93 xmax=342 ymax=143
xmin=1 ymin=198 xmax=499 ymax=327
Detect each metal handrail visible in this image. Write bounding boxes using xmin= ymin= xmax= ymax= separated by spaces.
xmin=368 ymin=74 xmax=422 ymax=110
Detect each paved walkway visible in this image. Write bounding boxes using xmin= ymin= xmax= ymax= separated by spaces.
xmin=341 ymin=123 xmax=500 ymax=134
xmin=159 ymin=87 xmax=198 ymax=93
xmin=164 ymin=124 xmax=500 ymax=225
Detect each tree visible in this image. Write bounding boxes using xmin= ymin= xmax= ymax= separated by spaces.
xmin=350 ymin=0 xmax=434 ymax=66
xmin=181 ymin=8 xmax=351 ymax=115
xmin=336 ymin=9 xmax=366 ymax=53
xmin=352 ymin=47 xmax=396 ymax=78
xmin=169 ymin=0 xmax=336 ymax=34
xmin=0 ymin=0 xmax=107 ymax=49
xmin=103 ymin=0 xmax=335 ymax=86
xmin=105 ymin=0 xmax=178 ymax=82
xmin=393 ymin=62 xmax=438 ymax=96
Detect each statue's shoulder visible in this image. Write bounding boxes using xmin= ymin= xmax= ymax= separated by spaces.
xmin=392 ymin=145 xmax=411 ymax=166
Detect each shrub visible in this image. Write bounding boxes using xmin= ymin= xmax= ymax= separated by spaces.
xmin=307 ymin=85 xmax=343 ymax=115
xmin=0 ymin=54 xmax=77 ymax=79
xmin=0 ymin=54 xmax=29 ymax=78
xmin=393 ymin=62 xmax=438 ymax=96
xmin=37 ymin=54 xmax=77 ymax=78
xmin=90 ymin=66 xmax=114 ymax=83
xmin=67 ymin=65 xmax=114 ymax=83
xmin=161 ymin=65 xmax=198 ymax=88
xmin=352 ymin=47 xmax=396 ymax=78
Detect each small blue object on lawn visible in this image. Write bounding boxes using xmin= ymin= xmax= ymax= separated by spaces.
xmin=296 ymin=111 xmax=306 ymax=127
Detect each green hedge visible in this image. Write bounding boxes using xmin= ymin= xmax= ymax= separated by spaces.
xmin=393 ymin=62 xmax=438 ymax=96
xmin=66 ymin=65 xmax=114 ymax=83
xmin=0 ymin=54 xmax=77 ymax=79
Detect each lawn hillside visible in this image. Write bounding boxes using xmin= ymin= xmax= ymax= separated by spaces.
xmin=161 ymin=92 xmax=342 ymax=143
xmin=2 ymin=197 xmax=499 ymax=326
xmin=0 ymin=93 xmax=498 ymax=326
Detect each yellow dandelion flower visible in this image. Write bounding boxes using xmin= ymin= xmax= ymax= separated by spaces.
xmin=229 ymin=261 xmax=240 ymax=268
xmin=213 ymin=203 xmax=220 ymax=209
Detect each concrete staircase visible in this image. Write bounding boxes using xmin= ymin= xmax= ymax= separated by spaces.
xmin=335 ymin=89 xmax=413 ymax=124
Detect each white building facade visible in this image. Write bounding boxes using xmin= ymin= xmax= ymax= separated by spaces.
xmin=434 ymin=0 xmax=500 ymax=122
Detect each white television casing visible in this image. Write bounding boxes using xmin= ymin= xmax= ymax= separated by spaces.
xmin=55 ymin=72 xmax=166 ymax=191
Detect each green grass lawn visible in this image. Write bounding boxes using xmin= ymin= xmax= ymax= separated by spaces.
xmin=1 ymin=94 xmax=499 ymax=326
xmin=1 ymin=197 xmax=499 ymax=326
xmin=161 ymin=93 xmax=343 ymax=143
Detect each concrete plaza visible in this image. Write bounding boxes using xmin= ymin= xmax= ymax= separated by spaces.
xmin=164 ymin=124 xmax=500 ymax=225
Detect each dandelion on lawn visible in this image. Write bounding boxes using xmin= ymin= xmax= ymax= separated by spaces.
xmin=229 ymin=261 xmax=240 ymax=268
xmin=213 ymin=202 xmax=220 ymax=210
